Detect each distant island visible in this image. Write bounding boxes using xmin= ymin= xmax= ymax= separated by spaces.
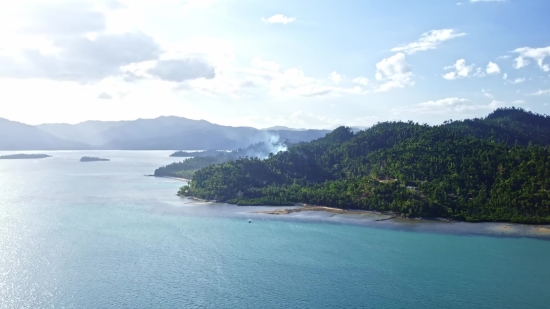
xmin=170 ymin=150 xmax=225 ymax=157
xmin=80 ymin=156 xmax=110 ymax=162
xmin=168 ymin=108 xmax=550 ymax=224
xmin=0 ymin=154 xmax=51 ymax=159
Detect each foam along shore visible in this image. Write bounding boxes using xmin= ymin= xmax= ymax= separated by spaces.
xmin=254 ymin=204 xmax=396 ymax=220
xmin=158 ymin=176 xmax=191 ymax=182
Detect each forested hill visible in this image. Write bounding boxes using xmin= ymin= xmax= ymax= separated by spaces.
xmin=181 ymin=108 xmax=550 ymax=223
xmin=444 ymin=107 xmax=550 ymax=146
xmin=155 ymin=141 xmax=288 ymax=179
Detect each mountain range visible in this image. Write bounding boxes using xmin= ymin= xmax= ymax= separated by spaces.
xmin=0 ymin=116 xmax=331 ymax=150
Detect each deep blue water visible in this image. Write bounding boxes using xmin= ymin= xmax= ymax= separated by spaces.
xmin=1 ymin=151 xmax=549 ymax=309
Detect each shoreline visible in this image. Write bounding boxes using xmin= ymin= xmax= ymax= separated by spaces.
xmin=147 ymin=175 xmax=191 ymax=182
xmin=177 ymin=195 xmax=550 ymax=228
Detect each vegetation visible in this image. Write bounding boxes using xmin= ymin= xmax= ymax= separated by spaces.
xmin=0 ymin=154 xmax=51 ymax=159
xmin=155 ymin=141 xmax=288 ymax=179
xmin=177 ymin=108 xmax=550 ymax=223
xmin=170 ymin=150 xmax=226 ymax=157
xmin=80 ymin=156 xmax=110 ymax=162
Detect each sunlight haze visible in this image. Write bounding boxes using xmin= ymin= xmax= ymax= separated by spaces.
xmin=1 ymin=0 xmax=549 ymax=128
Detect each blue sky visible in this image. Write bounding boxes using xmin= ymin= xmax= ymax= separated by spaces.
xmin=0 ymin=0 xmax=549 ymax=128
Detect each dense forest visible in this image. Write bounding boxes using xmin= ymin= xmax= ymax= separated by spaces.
xmin=155 ymin=141 xmax=288 ymax=179
xmin=174 ymin=108 xmax=550 ymax=223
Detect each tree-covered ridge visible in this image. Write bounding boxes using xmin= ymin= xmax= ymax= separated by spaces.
xmin=181 ymin=108 xmax=550 ymax=223
xmin=443 ymin=107 xmax=550 ymax=146
xmin=155 ymin=140 xmax=288 ymax=179
xmin=170 ymin=150 xmax=226 ymax=157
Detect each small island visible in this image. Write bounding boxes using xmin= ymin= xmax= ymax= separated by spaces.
xmin=80 ymin=156 xmax=110 ymax=162
xmin=0 ymin=154 xmax=52 ymax=159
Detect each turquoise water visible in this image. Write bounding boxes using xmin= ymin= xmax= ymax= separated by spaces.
xmin=1 ymin=151 xmax=549 ymax=309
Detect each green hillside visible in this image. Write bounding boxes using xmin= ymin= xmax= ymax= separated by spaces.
xmin=178 ymin=108 xmax=550 ymax=223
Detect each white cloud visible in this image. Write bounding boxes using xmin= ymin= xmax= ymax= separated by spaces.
xmin=473 ymin=67 xmax=485 ymax=78
xmin=330 ymin=71 xmax=342 ymax=84
xmin=97 ymin=92 xmax=113 ymax=99
xmin=239 ymin=58 xmax=367 ymax=98
xmin=352 ymin=76 xmax=369 ymax=86
xmin=512 ymin=100 xmax=526 ymax=104
xmin=503 ymin=73 xmax=508 ymax=80
xmin=497 ymin=55 xmax=511 ymax=60
xmin=261 ymin=14 xmax=296 ymax=25
xmin=261 ymin=111 xmax=378 ymax=130
xmin=528 ymin=89 xmax=550 ymax=96
xmin=486 ymin=61 xmax=500 ymax=74
xmin=393 ymin=97 xmax=504 ymax=115
xmin=509 ymin=77 xmax=525 ymax=84
xmin=375 ymin=53 xmax=414 ymax=91
xmin=512 ymin=46 xmax=550 ymax=71
xmin=148 ymin=58 xmax=215 ymax=82
xmin=391 ymin=29 xmax=466 ymax=54
xmin=251 ymin=57 xmax=280 ymax=72
xmin=443 ymin=59 xmax=474 ymax=80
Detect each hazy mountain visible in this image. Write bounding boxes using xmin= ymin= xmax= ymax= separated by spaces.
xmin=261 ymin=126 xmax=308 ymax=131
xmin=37 ymin=120 xmax=125 ymax=146
xmin=32 ymin=116 xmax=330 ymax=150
xmin=0 ymin=118 xmax=89 ymax=150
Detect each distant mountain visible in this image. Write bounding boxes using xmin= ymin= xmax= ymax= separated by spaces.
xmin=261 ymin=126 xmax=308 ymax=131
xmin=33 ymin=116 xmax=330 ymax=150
xmin=37 ymin=120 xmax=125 ymax=146
xmin=0 ymin=118 xmax=90 ymax=150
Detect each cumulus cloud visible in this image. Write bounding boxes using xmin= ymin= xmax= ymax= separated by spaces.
xmin=262 ymin=14 xmax=296 ymax=25
xmin=0 ymin=32 xmax=160 ymax=82
xmin=512 ymin=46 xmax=550 ymax=71
xmin=148 ymin=58 xmax=215 ymax=82
xmin=375 ymin=53 xmax=414 ymax=91
xmin=486 ymin=61 xmax=501 ymax=74
xmin=97 ymin=92 xmax=113 ymax=99
xmin=352 ymin=77 xmax=369 ymax=86
xmin=393 ymin=97 xmax=504 ymax=115
xmin=0 ymin=1 xmax=161 ymax=82
xmin=329 ymin=71 xmax=342 ymax=84
xmin=473 ymin=67 xmax=485 ymax=78
xmin=391 ymin=29 xmax=466 ymax=54
xmin=508 ymin=77 xmax=525 ymax=84
xmin=19 ymin=1 xmax=106 ymax=36
xmin=443 ymin=59 xmax=474 ymax=80
xmin=251 ymin=57 xmax=280 ymax=72
xmin=193 ymin=57 xmax=366 ymax=98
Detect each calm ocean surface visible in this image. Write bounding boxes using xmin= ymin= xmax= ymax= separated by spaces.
xmin=1 ymin=151 xmax=549 ymax=309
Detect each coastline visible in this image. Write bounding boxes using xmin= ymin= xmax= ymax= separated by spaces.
xmin=249 ymin=204 xmax=550 ymax=238
xmin=148 ymin=175 xmax=191 ymax=182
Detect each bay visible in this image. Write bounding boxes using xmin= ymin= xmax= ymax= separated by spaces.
xmin=1 ymin=151 xmax=549 ymax=309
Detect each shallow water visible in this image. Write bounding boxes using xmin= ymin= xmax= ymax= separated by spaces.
xmin=1 ymin=151 xmax=549 ymax=308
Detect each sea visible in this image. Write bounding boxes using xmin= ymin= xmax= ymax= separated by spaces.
xmin=1 ymin=151 xmax=549 ymax=309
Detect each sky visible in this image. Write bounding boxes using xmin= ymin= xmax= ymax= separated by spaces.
xmin=0 ymin=0 xmax=549 ymax=129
